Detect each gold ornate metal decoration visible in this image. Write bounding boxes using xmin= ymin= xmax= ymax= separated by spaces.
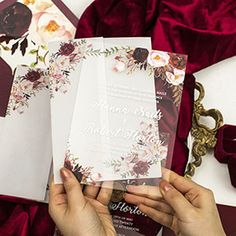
xmin=185 ymin=82 xmax=224 ymax=179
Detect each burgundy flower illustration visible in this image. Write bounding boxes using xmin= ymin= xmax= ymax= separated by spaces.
xmin=7 ymin=68 xmax=49 ymax=115
xmin=106 ymin=118 xmax=168 ymax=179
xmin=0 ymin=2 xmax=32 ymax=38
xmin=24 ymin=70 xmax=42 ymax=82
xmin=64 ymin=158 xmax=73 ymax=171
xmin=132 ymin=48 xmax=149 ymax=63
xmin=64 ymin=158 xmax=84 ymax=182
xmin=59 ymin=42 xmax=75 ymax=56
xmin=73 ymin=165 xmax=84 ymax=182
xmin=133 ymin=161 xmax=150 ymax=176
xmin=169 ymin=54 xmax=187 ymax=70
xmin=63 ymin=149 xmax=101 ymax=184
xmin=50 ymin=39 xmax=104 ymax=95
xmin=112 ymin=47 xmax=187 ymax=107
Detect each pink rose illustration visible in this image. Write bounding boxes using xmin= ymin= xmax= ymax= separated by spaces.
xmin=148 ymin=51 xmax=170 ymax=68
xmin=113 ymin=61 xmax=126 ymax=73
xmin=166 ymin=68 xmax=185 ymax=85
xmin=29 ymin=4 xmax=75 ymax=45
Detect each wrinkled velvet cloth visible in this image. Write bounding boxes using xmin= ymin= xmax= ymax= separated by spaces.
xmin=1 ymin=0 xmax=236 ymax=235
xmin=215 ymin=125 xmax=236 ymax=188
xmin=0 ymin=196 xmax=54 ymax=236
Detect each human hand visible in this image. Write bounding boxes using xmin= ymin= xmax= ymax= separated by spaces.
xmin=124 ymin=169 xmax=226 ymax=236
xmin=49 ymin=168 xmax=116 ymax=236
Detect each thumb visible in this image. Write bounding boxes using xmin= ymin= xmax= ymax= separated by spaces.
xmin=159 ymin=180 xmax=194 ymax=218
xmin=60 ymin=168 xmax=86 ymax=210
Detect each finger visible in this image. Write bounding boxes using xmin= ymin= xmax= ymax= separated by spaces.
xmin=53 ymin=193 xmax=68 ymax=205
xmin=162 ymin=169 xmax=215 ymax=208
xmin=49 ymin=180 xmax=66 ymax=218
xmin=83 ymin=183 xmax=101 ymax=199
xmin=159 ymin=180 xmax=195 ymax=219
xmin=49 ymin=178 xmax=65 ymax=205
xmin=162 ymin=168 xmax=203 ymax=194
xmin=60 ymin=168 xmax=86 ymax=210
xmin=97 ymin=181 xmax=113 ymax=206
xmin=124 ymin=193 xmax=173 ymax=214
xmin=138 ymin=204 xmax=174 ymax=229
xmin=184 ymin=185 xmax=216 ymax=208
xmin=126 ymin=185 xmax=162 ymax=200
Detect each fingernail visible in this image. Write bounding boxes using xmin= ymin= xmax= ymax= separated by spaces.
xmin=126 ymin=185 xmax=131 ymax=191
xmin=126 ymin=185 xmax=135 ymax=192
xmin=161 ymin=182 xmax=173 ymax=194
xmin=60 ymin=168 xmax=71 ymax=181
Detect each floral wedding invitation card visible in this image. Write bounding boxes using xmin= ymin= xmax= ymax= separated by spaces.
xmin=102 ymin=38 xmax=166 ymax=181
xmin=0 ymin=66 xmax=52 ymax=200
xmin=108 ymin=46 xmax=187 ymax=235
xmin=67 ymin=38 xmax=166 ymax=183
xmin=50 ymin=37 xmax=173 ymax=188
xmin=49 ymin=37 xmax=105 ymax=183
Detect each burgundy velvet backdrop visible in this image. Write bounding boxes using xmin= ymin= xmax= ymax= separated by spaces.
xmin=0 ymin=0 xmax=236 ymax=235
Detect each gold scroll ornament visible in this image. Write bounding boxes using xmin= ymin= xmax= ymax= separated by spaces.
xmin=184 ymin=82 xmax=224 ymax=178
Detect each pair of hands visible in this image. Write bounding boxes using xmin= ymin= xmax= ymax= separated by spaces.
xmin=49 ymin=168 xmax=226 ymax=236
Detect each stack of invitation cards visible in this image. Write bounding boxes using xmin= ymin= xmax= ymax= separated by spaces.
xmin=49 ymin=37 xmax=188 ymax=189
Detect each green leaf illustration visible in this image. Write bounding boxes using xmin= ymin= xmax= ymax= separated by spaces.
xmin=0 ymin=44 xmax=11 ymax=51
xmin=38 ymin=56 xmax=45 ymax=63
xmin=40 ymin=45 xmax=48 ymax=50
xmin=29 ymin=49 xmax=38 ymax=55
xmin=30 ymin=62 xmax=37 ymax=68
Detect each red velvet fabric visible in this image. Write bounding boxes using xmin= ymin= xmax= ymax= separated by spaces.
xmin=0 ymin=196 xmax=54 ymax=236
xmin=1 ymin=0 xmax=236 ymax=235
xmin=215 ymin=125 xmax=236 ymax=188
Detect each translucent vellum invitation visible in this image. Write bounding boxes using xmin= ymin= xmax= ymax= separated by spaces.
xmin=65 ymin=38 xmax=166 ymax=185
xmin=102 ymin=38 xmax=166 ymax=184
xmin=49 ymin=37 xmax=186 ymax=191
xmin=107 ymin=43 xmax=188 ymax=236
xmin=0 ymin=66 xmax=52 ymax=200
xmin=49 ymin=37 xmax=105 ymax=183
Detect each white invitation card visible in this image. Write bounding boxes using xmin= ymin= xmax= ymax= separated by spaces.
xmin=0 ymin=66 xmax=52 ymax=200
xmin=50 ymin=38 xmax=170 ymax=186
xmin=49 ymin=37 xmax=105 ymax=183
